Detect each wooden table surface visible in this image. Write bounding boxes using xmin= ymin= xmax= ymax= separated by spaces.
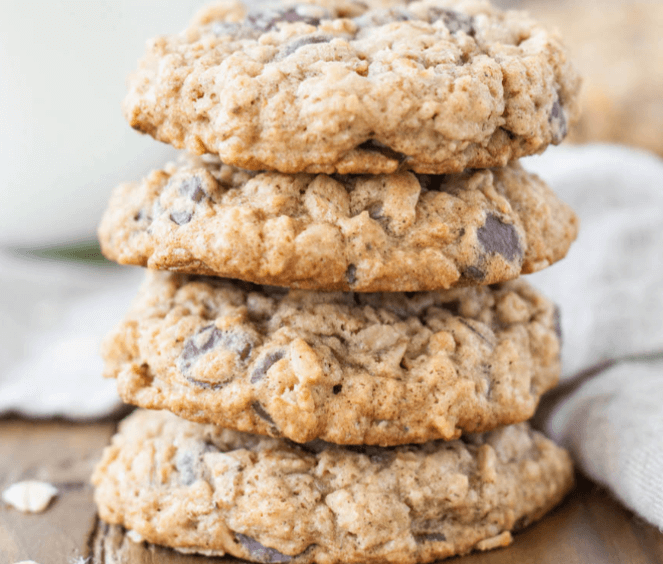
xmin=1 ymin=417 xmax=662 ymax=564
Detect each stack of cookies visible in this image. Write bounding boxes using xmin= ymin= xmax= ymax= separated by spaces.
xmin=92 ymin=0 xmax=581 ymax=561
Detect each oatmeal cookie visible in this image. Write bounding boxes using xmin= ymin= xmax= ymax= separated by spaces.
xmin=102 ymin=271 xmax=562 ymax=445
xmin=123 ymin=0 xmax=580 ymax=174
xmin=98 ymin=156 xmax=578 ymax=292
xmin=92 ymin=409 xmax=574 ymax=563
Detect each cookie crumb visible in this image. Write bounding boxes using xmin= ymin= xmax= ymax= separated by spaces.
xmin=476 ymin=531 xmax=513 ymax=551
xmin=2 ymin=480 xmax=58 ymax=513
xmin=126 ymin=529 xmax=145 ymax=543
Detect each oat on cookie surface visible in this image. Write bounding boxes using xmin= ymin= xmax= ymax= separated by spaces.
xmin=102 ymin=271 xmax=561 ymax=445
xmin=92 ymin=409 xmax=574 ymax=563
xmin=123 ymin=0 xmax=580 ymax=174
xmin=98 ymin=156 xmax=578 ymax=292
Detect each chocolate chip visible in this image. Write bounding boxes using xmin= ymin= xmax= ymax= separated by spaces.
xmin=179 ymin=325 xmax=256 ymax=378
xmin=252 ymin=402 xmax=275 ymax=426
xmin=549 ymin=96 xmax=567 ymax=144
xmin=345 ymin=264 xmax=357 ymax=286
xmin=184 ymin=377 xmax=228 ymax=391
xmin=179 ymin=176 xmax=206 ymax=202
xmin=367 ymin=202 xmax=384 ymax=220
xmin=477 ymin=214 xmax=521 ymax=262
xmin=553 ymin=305 xmax=562 ymax=343
xmin=247 ymin=6 xmax=324 ymax=32
xmin=281 ymin=34 xmax=332 ymax=57
xmin=250 ymin=351 xmax=285 ymax=384
xmin=235 ymin=533 xmax=293 ymax=563
xmin=175 ymin=451 xmax=198 ymax=486
xmin=282 ymin=7 xmax=319 ymax=24
xmin=133 ymin=210 xmax=146 ymax=222
xmin=428 ymin=8 xmax=475 ymax=36
xmin=332 ymin=384 xmax=343 ymax=394
xmin=357 ymin=139 xmax=407 ymax=163
xmin=169 ymin=210 xmax=193 ymax=226
xmin=462 ymin=265 xmax=485 ymax=281
xmin=414 ymin=532 xmax=446 ymax=543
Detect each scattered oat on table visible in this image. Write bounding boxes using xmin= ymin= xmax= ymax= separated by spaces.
xmin=2 ymin=480 xmax=58 ymax=513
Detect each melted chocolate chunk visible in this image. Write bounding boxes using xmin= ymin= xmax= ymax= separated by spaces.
xmin=414 ymin=532 xmax=447 ymax=543
xmin=250 ymin=350 xmax=285 ymax=384
xmin=184 ymin=377 xmax=228 ymax=391
xmin=332 ymin=384 xmax=343 ymax=394
xmin=252 ymin=402 xmax=275 ymax=425
xmin=477 ymin=214 xmax=522 ymax=262
xmin=345 ymin=264 xmax=358 ymax=286
xmin=169 ymin=210 xmax=193 ymax=226
xmin=179 ymin=176 xmax=206 ymax=202
xmin=462 ymin=265 xmax=485 ymax=281
xmin=235 ymin=533 xmax=294 ymax=563
xmin=281 ymin=34 xmax=332 ymax=57
xmin=247 ymin=6 xmax=325 ymax=32
xmin=549 ymin=96 xmax=568 ymax=144
xmin=429 ymin=8 xmax=475 ymax=36
xmin=357 ymin=139 xmax=407 ymax=162
xmin=367 ymin=202 xmax=384 ymax=220
xmin=179 ymin=325 xmax=255 ymax=378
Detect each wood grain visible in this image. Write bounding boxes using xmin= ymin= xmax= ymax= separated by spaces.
xmin=0 ymin=418 xmax=115 ymax=564
xmin=1 ymin=418 xmax=662 ymax=564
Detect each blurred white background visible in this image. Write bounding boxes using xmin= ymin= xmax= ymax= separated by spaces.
xmin=0 ymin=0 xmax=211 ymax=246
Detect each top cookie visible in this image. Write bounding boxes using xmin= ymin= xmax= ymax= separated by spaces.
xmin=124 ymin=0 xmax=581 ymax=174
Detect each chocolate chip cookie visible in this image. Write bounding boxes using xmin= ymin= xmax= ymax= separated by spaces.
xmin=98 ymin=156 xmax=578 ymax=292
xmin=123 ymin=0 xmax=581 ymax=174
xmin=102 ymin=271 xmax=561 ymax=445
xmin=92 ymin=409 xmax=573 ymax=563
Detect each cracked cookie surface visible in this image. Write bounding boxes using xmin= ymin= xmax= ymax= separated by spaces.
xmin=123 ymin=0 xmax=581 ymax=174
xmin=98 ymin=156 xmax=577 ymax=292
xmin=102 ymin=271 xmax=561 ymax=445
xmin=92 ymin=409 xmax=574 ymax=564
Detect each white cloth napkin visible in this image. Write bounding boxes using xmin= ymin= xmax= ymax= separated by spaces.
xmin=1 ymin=144 xmax=662 ymax=527
xmin=0 ymin=251 xmax=140 ymax=418
xmin=527 ymin=145 xmax=663 ymax=529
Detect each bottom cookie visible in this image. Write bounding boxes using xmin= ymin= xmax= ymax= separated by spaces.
xmin=92 ymin=410 xmax=573 ymax=564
